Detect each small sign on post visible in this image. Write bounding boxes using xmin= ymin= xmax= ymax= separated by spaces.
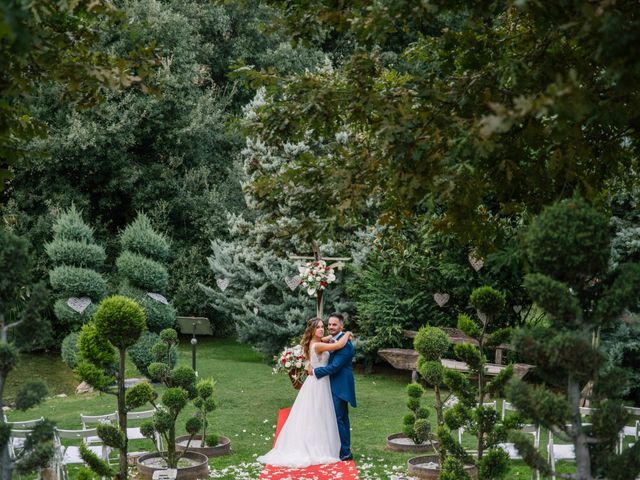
xmin=176 ymin=316 xmax=213 ymax=376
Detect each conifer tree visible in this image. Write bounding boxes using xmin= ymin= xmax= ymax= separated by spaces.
xmin=507 ymin=198 xmax=640 ymax=479
xmin=117 ymin=213 xmax=176 ymax=332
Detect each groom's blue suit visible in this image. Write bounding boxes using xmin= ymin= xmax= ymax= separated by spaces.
xmin=314 ymin=332 xmax=356 ymax=460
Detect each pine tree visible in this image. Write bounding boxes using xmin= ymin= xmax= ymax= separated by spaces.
xmin=46 ymin=205 xmax=107 ymax=335
xmin=117 ymin=213 xmax=176 ymax=333
xmin=507 ymin=198 xmax=640 ymax=479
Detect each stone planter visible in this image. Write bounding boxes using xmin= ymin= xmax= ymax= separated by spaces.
xmin=386 ymin=433 xmax=438 ymax=453
xmin=136 ymin=451 xmax=209 ymax=480
xmin=175 ymin=435 xmax=231 ymax=458
xmin=408 ymin=454 xmax=477 ymax=479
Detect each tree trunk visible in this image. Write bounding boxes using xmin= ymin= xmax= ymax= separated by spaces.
xmin=568 ymin=374 xmax=591 ymax=480
xmin=434 ymin=385 xmax=443 ymax=426
xmin=117 ymin=349 xmax=128 ymax=480
xmin=167 ymin=424 xmax=177 ymax=468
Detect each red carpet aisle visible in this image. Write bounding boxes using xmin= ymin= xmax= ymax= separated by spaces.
xmin=259 ymin=407 xmax=360 ymax=480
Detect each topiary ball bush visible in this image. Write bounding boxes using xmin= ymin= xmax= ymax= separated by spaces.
xmin=414 ymin=325 xmax=450 ymax=360
xmin=120 ymin=214 xmax=170 ymax=263
xmin=49 ymin=266 xmax=107 ymax=299
xmin=61 ymin=332 xmax=80 ymax=369
xmin=129 ymin=332 xmax=177 ymax=377
xmin=116 ymin=251 xmax=169 ymax=292
xmin=470 ymin=286 xmax=506 ymax=316
xmin=525 ymin=198 xmax=611 ymax=285
xmin=93 ymin=296 xmax=146 ymax=350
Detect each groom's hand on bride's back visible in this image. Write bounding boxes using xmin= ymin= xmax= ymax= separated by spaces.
xmin=306 ymin=363 xmax=313 ymax=376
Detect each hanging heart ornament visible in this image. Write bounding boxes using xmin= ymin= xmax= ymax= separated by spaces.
xmin=513 ymin=305 xmax=523 ymax=313
xmin=67 ymin=297 xmax=92 ymax=314
xmin=216 ymin=278 xmax=230 ymax=291
xmin=284 ymin=275 xmax=302 ymax=291
xmin=468 ymin=252 xmax=484 ymax=271
xmin=147 ymin=292 xmax=169 ymax=305
xmin=434 ymin=293 xmax=450 ymax=307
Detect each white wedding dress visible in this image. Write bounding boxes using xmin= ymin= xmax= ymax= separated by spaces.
xmin=257 ymin=346 xmax=341 ymax=467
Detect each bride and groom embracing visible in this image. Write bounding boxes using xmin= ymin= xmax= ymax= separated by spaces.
xmin=257 ymin=313 xmax=357 ymax=468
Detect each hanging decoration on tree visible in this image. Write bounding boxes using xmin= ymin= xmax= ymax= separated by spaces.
xmin=289 ymin=241 xmax=351 ymax=318
xmin=513 ymin=305 xmax=522 ymax=313
xmin=147 ymin=292 xmax=169 ymax=305
xmin=216 ymin=278 xmax=230 ymax=292
xmin=284 ymin=275 xmax=302 ymax=291
xmin=468 ymin=251 xmax=484 ymax=271
xmin=67 ymin=297 xmax=92 ymax=314
xmin=433 ymin=293 xmax=450 ymax=307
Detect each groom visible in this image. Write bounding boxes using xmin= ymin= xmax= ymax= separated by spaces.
xmin=308 ymin=312 xmax=356 ymax=461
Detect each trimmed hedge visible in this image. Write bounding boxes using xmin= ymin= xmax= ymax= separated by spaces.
xmin=116 ymin=251 xmax=168 ymax=292
xmin=45 ymin=239 xmax=106 ymax=270
xmin=61 ymin=332 xmax=80 ymax=369
xmin=53 ymin=299 xmax=97 ymax=327
xmin=120 ymin=214 xmax=170 ymax=263
xmin=52 ymin=206 xmax=95 ymax=243
xmin=49 ymin=266 xmax=107 ymax=299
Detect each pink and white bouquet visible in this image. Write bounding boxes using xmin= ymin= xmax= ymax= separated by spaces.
xmin=298 ymin=260 xmax=337 ymax=297
xmin=273 ymin=344 xmax=307 ymax=389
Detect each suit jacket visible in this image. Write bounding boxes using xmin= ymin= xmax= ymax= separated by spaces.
xmin=314 ymin=333 xmax=356 ymax=407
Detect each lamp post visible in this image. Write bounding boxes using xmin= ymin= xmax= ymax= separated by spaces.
xmin=191 ymin=319 xmax=198 ymax=374
xmin=175 ymin=316 xmax=213 ymax=377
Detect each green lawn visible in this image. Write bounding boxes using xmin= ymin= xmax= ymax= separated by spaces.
xmin=5 ymin=337 xmax=574 ymax=479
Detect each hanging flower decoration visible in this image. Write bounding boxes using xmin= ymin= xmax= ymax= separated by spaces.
xmin=298 ymin=260 xmax=337 ymax=297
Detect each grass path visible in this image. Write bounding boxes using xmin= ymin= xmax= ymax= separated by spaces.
xmin=6 ymin=337 xmax=569 ymax=479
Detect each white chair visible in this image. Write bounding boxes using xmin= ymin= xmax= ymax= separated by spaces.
xmin=54 ymin=427 xmax=110 ymax=480
xmin=126 ymin=409 xmax=161 ymax=450
xmin=80 ymin=411 xmax=118 ymax=446
xmin=3 ymin=417 xmax=44 ymax=459
xmin=498 ymin=424 xmax=541 ymax=479
xmin=619 ymin=407 xmax=640 ymax=453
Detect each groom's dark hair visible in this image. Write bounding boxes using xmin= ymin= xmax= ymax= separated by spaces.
xmin=328 ymin=312 xmax=344 ymax=324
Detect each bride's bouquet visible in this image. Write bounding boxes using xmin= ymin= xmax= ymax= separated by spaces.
xmin=273 ymin=344 xmax=308 ymax=390
xmin=298 ymin=260 xmax=337 ymax=297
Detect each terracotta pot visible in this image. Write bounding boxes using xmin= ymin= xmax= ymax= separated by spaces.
xmin=136 ymin=451 xmax=209 ymax=480
xmin=175 ymin=435 xmax=231 ymax=458
xmin=408 ymin=454 xmax=477 ymax=479
xmin=386 ymin=433 xmax=438 ymax=453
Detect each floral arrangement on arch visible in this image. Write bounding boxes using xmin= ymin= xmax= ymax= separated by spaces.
xmin=298 ymin=259 xmax=337 ymax=297
xmin=273 ymin=344 xmax=307 ymax=389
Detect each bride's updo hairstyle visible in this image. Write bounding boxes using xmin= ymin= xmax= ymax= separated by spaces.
xmin=301 ymin=317 xmax=323 ymax=360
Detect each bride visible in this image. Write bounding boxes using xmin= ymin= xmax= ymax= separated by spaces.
xmin=257 ymin=317 xmax=353 ymax=468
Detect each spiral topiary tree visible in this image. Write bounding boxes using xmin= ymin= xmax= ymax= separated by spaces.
xmin=193 ymin=378 xmax=218 ymax=447
xmin=415 ymin=325 xmax=450 ymax=426
xmin=125 ymin=329 xmax=202 ymax=468
xmin=436 ymin=286 xmax=514 ymax=480
xmin=402 ymin=383 xmax=432 ymax=446
xmin=46 ymin=206 xmax=107 ymax=338
xmin=0 ymin=228 xmax=53 ymax=480
xmin=75 ymin=295 xmax=147 ymax=480
xmin=117 ymin=213 xmax=176 ymax=333
xmin=506 ymin=198 xmax=640 ymax=479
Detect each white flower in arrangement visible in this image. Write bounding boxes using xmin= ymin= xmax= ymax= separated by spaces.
xmin=284 ymin=362 xmax=291 ymax=368
xmin=298 ymin=259 xmax=340 ymax=298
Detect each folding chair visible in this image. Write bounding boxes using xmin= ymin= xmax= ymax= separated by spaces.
xmin=126 ymin=409 xmax=161 ymax=450
xmin=3 ymin=417 xmax=44 ymax=458
xmin=80 ymin=411 xmax=118 ymax=446
xmin=54 ymin=427 xmax=110 ymax=480
xmin=619 ymin=407 xmax=640 ymax=453
xmin=457 ymin=401 xmax=497 ymax=444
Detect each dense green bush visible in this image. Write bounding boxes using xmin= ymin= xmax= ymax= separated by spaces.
xmin=120 ymin=214 xmax=170 ymax=263
xmin=53 ymin=299 xmax=98 ymax=326
xmin=45 ymin=240 xmax=106 ymax=270
xmin=116 ymin=251 xmax=168 ymax=292
xmin=49 ymin=266 xmax=107 ymax=301
xmin=51 ymin=207 xmax=94 ymax=243
xmin=129 ymin=331 xmax=177 ymax=377
xmin=93 ymin=295 xmax=146 ymax=350
xmin=61 ymin=332 xmax=80 ymax=369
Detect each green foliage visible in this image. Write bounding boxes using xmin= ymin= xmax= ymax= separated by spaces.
xmin=402 ymin=382 xmax=431 ymax=445
xmin=0 ymin=342 xmax=18 ymax=376
xmin=414 ymin=325 xmax=450 ymax=361
xmin=117 ymin=251 xmax=169 ymax=293
xmin=129 ymin=331 xmax=177 ymax=377
xmin=526 ymin=198 xmax=611 ymax=286
xmin=61 ymin=332 xmax=80 ymax=369
xmin=120 ymin=214 xmax=170 ymax=262
xmin=14 ymin=382 xmax=48 ymax=411
xmin=507 ymin=430 xmax=551 ymax=477
xmin=51 ymin=206 xmax=95 ymax=243
xmin=453 ymin=343 xmax=483 ymax=373
xmin=205 ymin=433 xmax=220 ymax=447
xmin=74 ymin=361 xmax=115 ymax=392
xmin=470 ymin=287 xmax=505 ymax=316
xmin=522 ymin=274 xmax=581 ymax=326
xmin=93 ymin=296 xmax=146 ymax=350
xmin=196 ymin=378 xmax=215 ymax=400
xmin=440 ymin=457 xmax=471 ymax=480
xmin=76 ymin=467 xmax=97 ymax=480
xmin=417 ymin=358 xmax=445 ymax=387
xmin=53 ymin=299 xmax=97 ymax=328
xmin=78 ymin=323 xmax=116 ymax=370
xmin=79 ymin=443 xmax=114 ymax=477
xmin=0 ymin=228 xmax=33 ymax=298
xmin=185 ymin=416 xmax=202 ymax=435
xmin=97 ymin=424 xmax=125 ymax=449
xmin=125 ymin=382 xmax=157 ymax=410
xmin=456 ymin=314 xmax=479 ymax=339
xmin=406 ymin=383 xmax=424 ymax=399
xmin=170 ymin=367 xmax=197 ymax=394
xmin=477 ymin=448 xmax=510 ymax=480
xmin=148 ymin=362 xmax=171 ymax=382
xmin=45 ymin=240 xmax=106 ymax=270
xmin=49 ymin=266 xmax=107 ymax=300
